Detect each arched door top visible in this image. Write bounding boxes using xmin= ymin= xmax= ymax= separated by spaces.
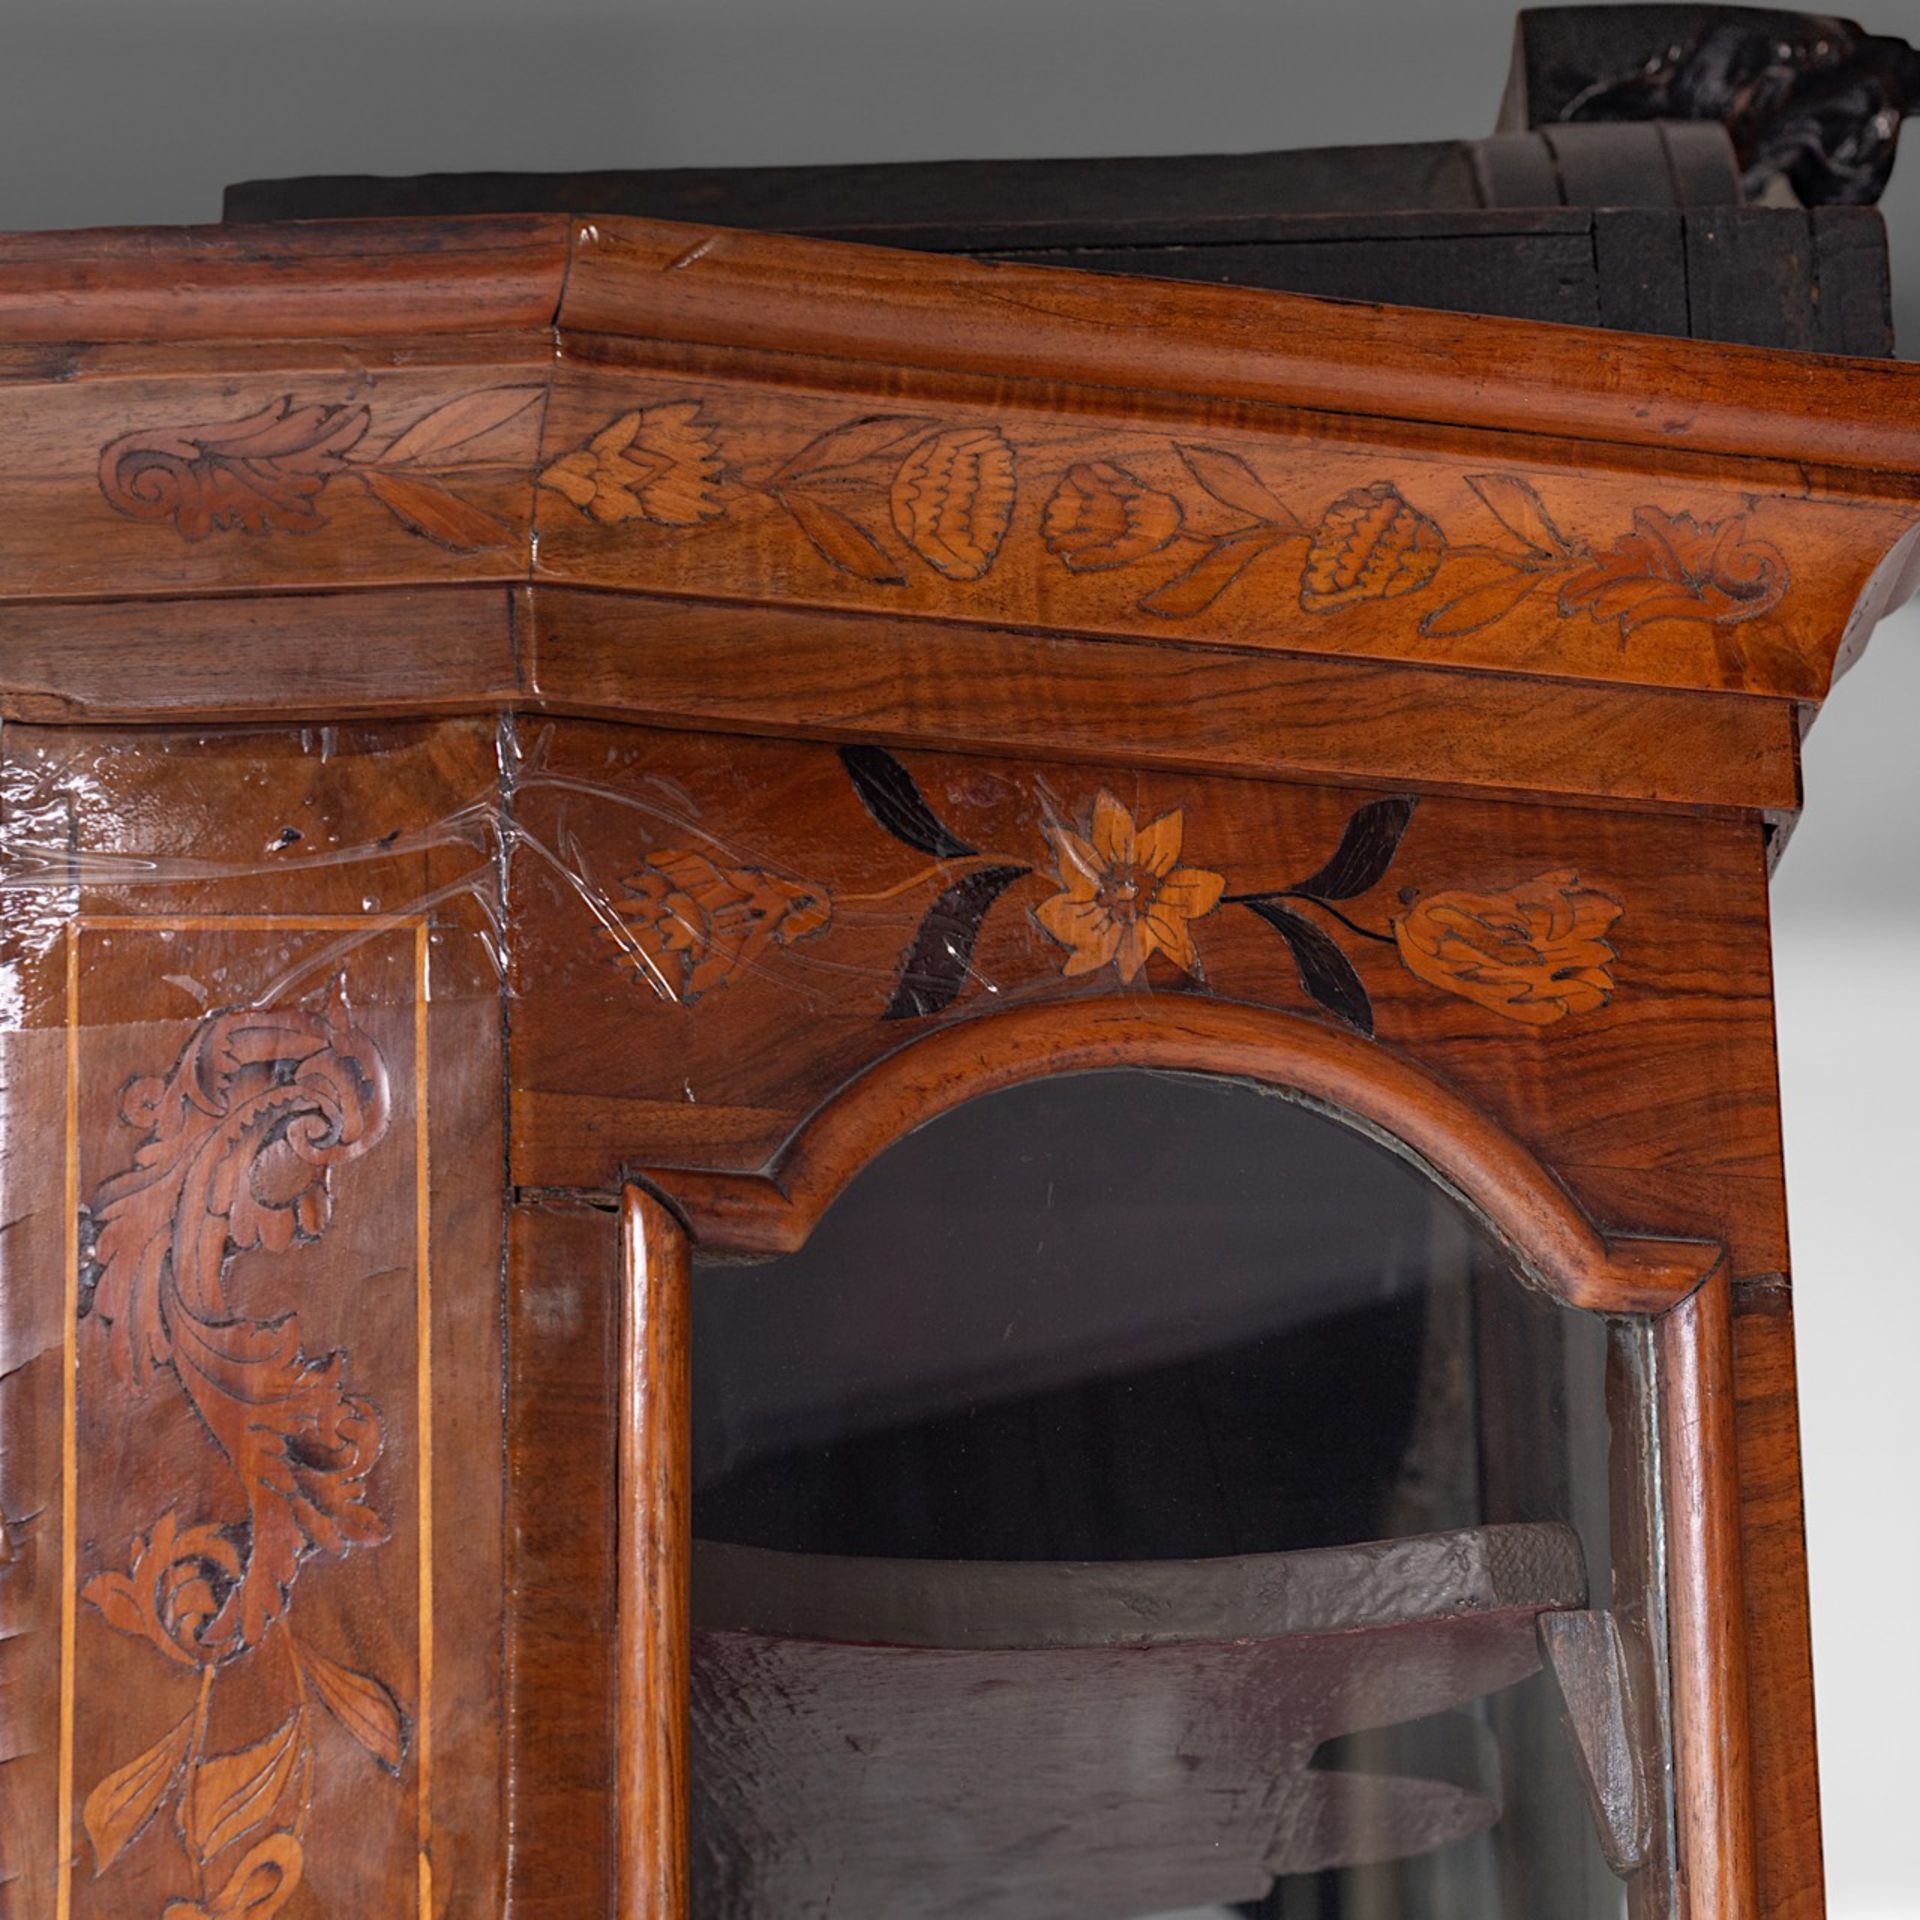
xmin=641 ymin=997 xmax=1720 ymax=1314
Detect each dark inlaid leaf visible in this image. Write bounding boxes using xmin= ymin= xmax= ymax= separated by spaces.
xmin=1289 ymin=797 xmax=1416 ymax=901
xmin=840 ymin=745 xmax=978 ymax=858
xmin=1240 ymin=899 xmax=1375 ymax=1035
xmin=883 ymin=865 xmax=1029 ymax=1020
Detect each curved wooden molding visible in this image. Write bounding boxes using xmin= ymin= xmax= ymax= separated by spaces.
xmin=3 ymin=214 xmax=1920 ymax=740
xmin=643 ymin=997 xmax=1724 ymax=1315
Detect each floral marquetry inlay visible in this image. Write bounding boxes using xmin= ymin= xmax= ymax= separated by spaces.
xmin=97 ymin=387 xmax=542 ymax=552
xmin=1393 ymin=872 xmax=1625 ymax=1027
xmin=607 ymin=849 xmax=833 ymax=1003
xmin=534 ymin=396 xmax=1794 ymax=654
xmin=597 ymin=745 xmax=1627 ymax=1037
xmin=75 ymin=985 xmax=406 ymax=1917
xmin=1035 ymin=792 xmax=1225 ymax=983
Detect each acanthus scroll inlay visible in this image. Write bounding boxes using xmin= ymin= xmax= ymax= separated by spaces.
xmin=75 ymin=984 xmax=404 ymax=1917
xmin=97 ymin=386 xmax=542 ymax=552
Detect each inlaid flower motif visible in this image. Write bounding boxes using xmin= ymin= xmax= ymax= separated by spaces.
xmin=1036 ymin=790 xmax=1225 ymax=982
xmin=1393 ymin=870 xmax=1622 ymax=1026
xmin=538 ymin=401 xmax=725 ymax=526
xmin=1042 ymin=460 xmax=1183 ymax=571
xmin=889 ymin=425 xmax=1016 ymax=579
xmin=610 ymin=849 xmax=831 ymax=1001
xmin=1300 ymin=480 xmax=1447 ymax=610
xmin=82 ymin=1510 xmax=243 ymax=1670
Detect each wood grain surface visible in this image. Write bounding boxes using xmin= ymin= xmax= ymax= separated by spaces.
xmin=0 ymin=208 xmax=1886 ymax=1919
xmin=617 ymin=1189 xmax=690 ymax=1920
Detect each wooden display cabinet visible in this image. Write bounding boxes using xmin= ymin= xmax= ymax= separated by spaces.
xmin=1 ymin=100 xmax=1917 ymax=1919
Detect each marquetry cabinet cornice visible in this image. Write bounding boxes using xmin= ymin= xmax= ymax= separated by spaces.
xmin=2 ymin=215 xmax=1918 ymax=818
xmin=1 ymin=209 xmax=1910 ymax=1920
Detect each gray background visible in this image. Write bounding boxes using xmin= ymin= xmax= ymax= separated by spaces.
xmin=2 ymin=0 xmax=1914 ymax=1910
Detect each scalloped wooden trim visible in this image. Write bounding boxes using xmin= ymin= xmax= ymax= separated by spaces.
xmin=642 ymin=997 xmax=1723 ymax=1314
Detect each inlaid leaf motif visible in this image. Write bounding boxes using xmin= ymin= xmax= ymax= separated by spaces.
xmin=187 ymin=1716 xmax=304 ymax=1864
xmin=83 ymin=1707 xmax=196 ymax=1871
xmin=375 ymin=385 xmax=542 ymax=465
xmin=1240 ymin=899 xmax=1375 ymax=1034
xmin=777 ymin=488 xmax=905 ymax=584
xmin=1140 ymin=528 xmax=1286 ymax=619
xmin=771 ymin=414 xmax=927 ymax=482
xmin=358 ymin=470 xmax=513 ymax=553
xmin=298 ymin=1643 xmax=407 ymax=1774
xmin=839 ymin=745 xmax=978 ymax=858
xmin=1288 ymin=797 xmax=1416 ymax=901
xmin=884 ymin=864 xmax=1031 ymax=1020
xmin=1420 ymin=566 xmax=1552 ymax=639
xmin=98 ymin=399 xmax=370 ymax=539
xmin=1300 ymin=481 xmax=1446 ymax=611
xmin=1176 ymin=444 xmax=1297 ymax=525
xmin=1465 ymin=472 xmax=1575 ymax=559
xmin=82 ymin=1510 xmax=244 ymax=1670
xmin=77 ymin=989 xmax=404 ymax=1914
xmin=607 ymin=850 xmax=831 ymax=1002
xmin=889 ymin=425 xmax=1015 ymax=580
xmin=85 ymin=987 xmax=391 ymax=1652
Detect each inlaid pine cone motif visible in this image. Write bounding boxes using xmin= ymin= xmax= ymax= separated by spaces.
xmin=1300 ymin=481 xmax=1447 ymax=611
xmin=1042 ymin=461 xmax=1184 ymax=572
xmin=889 ymin=426 xmax=1016 ymax=580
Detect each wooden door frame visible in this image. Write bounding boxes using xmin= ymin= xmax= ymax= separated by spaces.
xmin=616 ymin=1003 xmax=1751 ymax=1916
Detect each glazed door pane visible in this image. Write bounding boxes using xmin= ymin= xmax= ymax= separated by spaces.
xmin=691 ymin=1071 xmax=1665 ymax=1918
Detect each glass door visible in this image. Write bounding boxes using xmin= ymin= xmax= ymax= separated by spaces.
xmin=688 ymin=1070 xmax=1669 ymax=1918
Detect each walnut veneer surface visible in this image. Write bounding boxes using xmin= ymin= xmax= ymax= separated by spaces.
xmin=4 ymin=211 xmax=1917 ymax=1919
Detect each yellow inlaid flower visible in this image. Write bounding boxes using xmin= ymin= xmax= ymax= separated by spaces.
xmin=1393 ymin=869 xmax=1622 ymax=1026
xmin=1036 ymin=790 xmax=1225 ymax=982
xmin=538 ymin=401 xmax=725 ymax=526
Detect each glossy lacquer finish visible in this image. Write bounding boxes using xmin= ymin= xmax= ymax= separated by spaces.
xmin=3 ymin=211 xmax=1914 ymax=1919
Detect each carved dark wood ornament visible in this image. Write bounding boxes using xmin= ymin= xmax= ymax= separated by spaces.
xmin=76 ymin=987 xmax=404 ymax=1916
xmin=97 ymin=387 xmax=543 ymax=552
xmin=1545 ymin=7 xmax=1920 ymax=207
